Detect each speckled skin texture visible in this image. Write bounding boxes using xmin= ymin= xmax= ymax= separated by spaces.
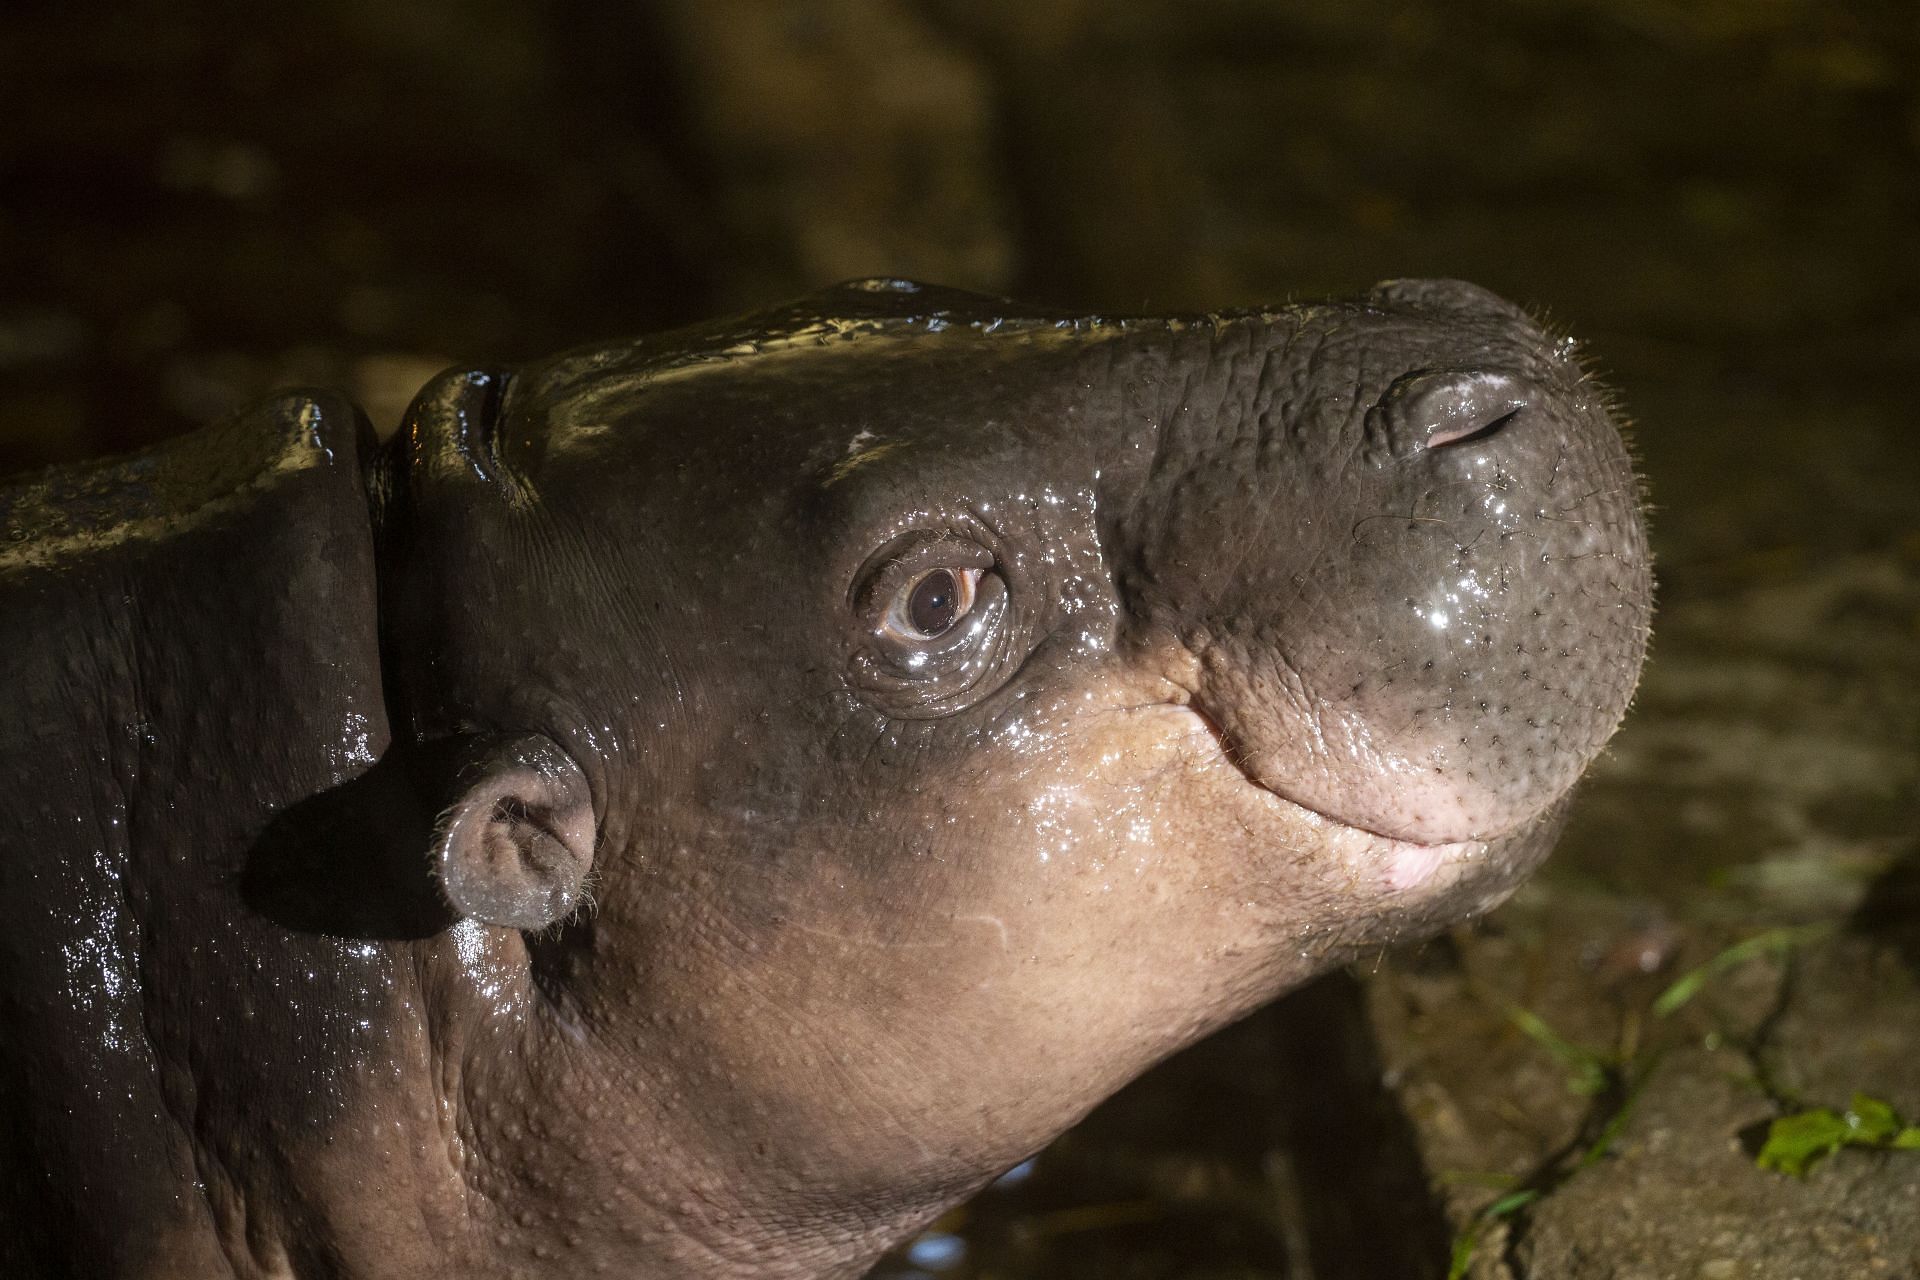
xmin=0 ymin=279 xmax=1649 ymax=1278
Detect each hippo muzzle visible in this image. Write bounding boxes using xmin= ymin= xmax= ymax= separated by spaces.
xmin=1123 ymin=278 xmax=1647 ymax=850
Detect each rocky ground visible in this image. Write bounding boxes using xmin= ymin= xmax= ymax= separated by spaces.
xmin=3 ymin=1 xmax=1916 ymax=1275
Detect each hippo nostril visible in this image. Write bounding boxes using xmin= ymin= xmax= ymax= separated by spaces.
xmin=1427 ymin=407 xmax=1521 ymax=450
xmin=1376 ymin=367 xmax=1539 ymax=457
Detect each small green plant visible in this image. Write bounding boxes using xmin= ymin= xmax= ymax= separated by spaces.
xmin=1446 ymin=1189 xmax=1539 ymax=1280
xmin=1650 ymin=923 xmax=1834 ymax=1018
xmin=1757 ymin=1093 xmax=1920 ymax=1177
xmin=1648 ymin=924 xmax=1920 ymax=1177
xmin=1445 ymin=1008 xmax=1656 ymax=1278
xmin=1447 ymin=921 xmax=1897 ymax=1274
xmin=1506 ymin=1004 xmax=1613 ymax=1096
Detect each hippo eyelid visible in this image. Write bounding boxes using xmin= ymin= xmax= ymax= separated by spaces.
xmin=847 ymin=530 xmax=996 ymax=615
xmin=845 ymin=528 xmax=1030 ymax=718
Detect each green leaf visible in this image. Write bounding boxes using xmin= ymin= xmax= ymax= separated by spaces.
xmin=1756 ymin=1108 xmax=1849 ymax=1177
xmin=1759 ymin=1095 xmax=1920 ymax=1175
xmin=1846 ymin=1093 xmax=1905 ymax=1143
xmin=1483 ymin=1189 xmax=1540 ymax=1220
xmin=1447 ymin=1230 xmax=1478 ymax=1280
xmin=1506 ymin=1005 xmax=1611 ymax=1095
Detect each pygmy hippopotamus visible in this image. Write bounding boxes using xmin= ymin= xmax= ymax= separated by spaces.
xmin=0 ymin=278 xmax=1650 ymax=1278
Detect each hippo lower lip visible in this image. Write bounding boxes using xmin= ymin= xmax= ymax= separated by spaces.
xmin=1182 ymin=699 xmax=1486 ymax=852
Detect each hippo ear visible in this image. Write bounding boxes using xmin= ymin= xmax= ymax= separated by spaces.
xmin=433 ymin=735 xmax=597 ymax=930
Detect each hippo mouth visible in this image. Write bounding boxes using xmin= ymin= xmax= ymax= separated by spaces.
xmin=1182 ymin=699 xmax=1490 ymax=853
xmin=1169 ymin=699 xmax=1523 ymax=899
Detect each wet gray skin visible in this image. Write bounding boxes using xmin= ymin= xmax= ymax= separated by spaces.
xmin=0 ymin=278 xmax=1649 ymax=1278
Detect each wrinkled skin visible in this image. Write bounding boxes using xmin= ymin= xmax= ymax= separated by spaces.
xmin=0 ymin=279 xmax=1650 ymax=1278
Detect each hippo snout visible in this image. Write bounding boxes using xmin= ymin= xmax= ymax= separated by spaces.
xmin=1123 ymin=293 xmax=1649 ymax=848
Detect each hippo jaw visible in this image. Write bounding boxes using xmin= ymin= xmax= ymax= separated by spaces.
xmin=366 ymin=278 xmax=1648 ymax=1277
xmin=1178 ymin=695 xmax=1542 ymax=898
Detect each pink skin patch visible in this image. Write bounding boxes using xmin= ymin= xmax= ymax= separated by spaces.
xmin=1382 ymin=840 xmax=1453 ymax=893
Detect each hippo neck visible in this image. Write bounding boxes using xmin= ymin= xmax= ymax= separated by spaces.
xmin=0 ymin=392 xmax=470 ymax=1274
xmin=0 ymin=392 xmax=627 ymax=1280
xmin=396 ymin=911 xmax=945 ymax=1279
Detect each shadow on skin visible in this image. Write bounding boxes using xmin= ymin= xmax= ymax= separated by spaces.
xmin=240 ymin=743 xmax=457 ymax=941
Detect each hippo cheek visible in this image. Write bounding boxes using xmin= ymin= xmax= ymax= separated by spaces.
xmin=770 ymin=700 xmax=1455 ymax=1040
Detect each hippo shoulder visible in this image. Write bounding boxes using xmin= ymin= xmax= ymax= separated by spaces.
xmin=2 ymin=386 xmax=382 ymax=742
xmin=0 ymin=386 xmax=391 ymax=851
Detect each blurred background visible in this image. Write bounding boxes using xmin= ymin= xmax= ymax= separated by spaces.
xmin=3 ymin=2 xmax=1916 ymax=1276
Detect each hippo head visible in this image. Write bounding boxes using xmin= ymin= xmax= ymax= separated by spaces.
xmin=373 ymin=278 xmax=1649 ymax=1271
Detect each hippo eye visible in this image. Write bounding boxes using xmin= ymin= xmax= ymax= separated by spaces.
xmin=852 ymin=533 xmax=1019 ymax=716
xmin=892 ymin=567 xmax=981 ymax=640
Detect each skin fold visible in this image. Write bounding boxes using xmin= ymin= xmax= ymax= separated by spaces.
xmin=0 ymin=278 xmax=1650 ymax=1278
